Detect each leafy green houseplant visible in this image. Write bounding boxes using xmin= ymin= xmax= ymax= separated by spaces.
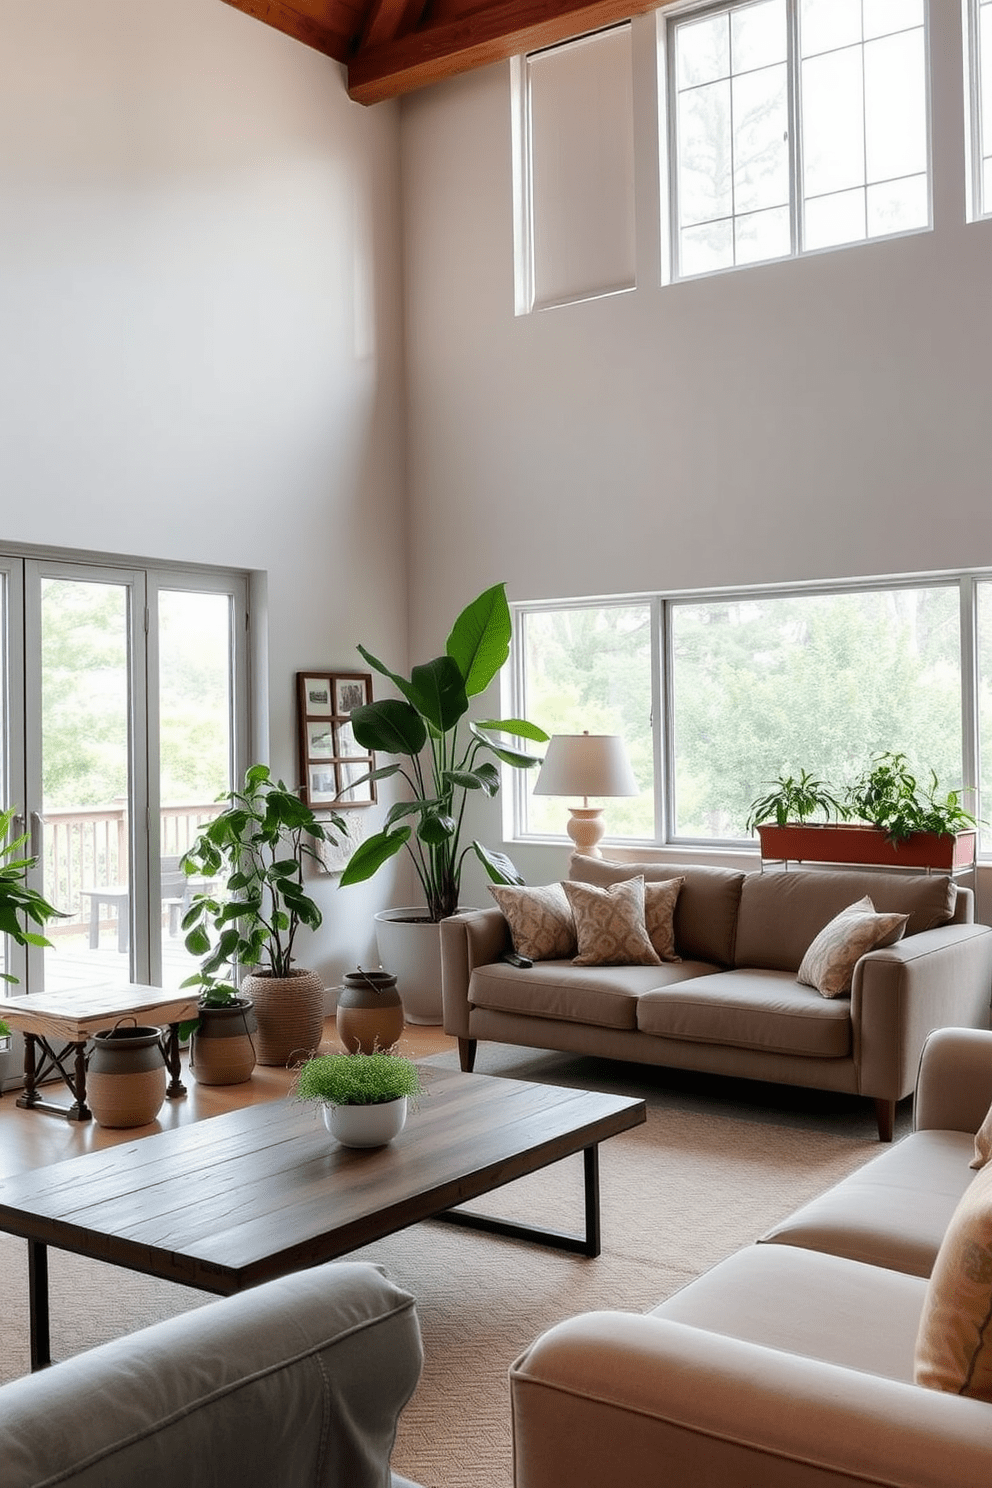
xmin=844 ymin=752 xmax=978 ymax=844
xmin=0 ymin=804 xmax=64 ymax=982
xmin=338 ymin=583 xmax=548 ymax=921
xmin=745 ymin=771 xmax=847 ymax=833
xmin=180 ymin=765 xmax=347 ymax=1065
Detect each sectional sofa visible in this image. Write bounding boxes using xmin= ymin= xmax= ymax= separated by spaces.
xmin=440 ymin=855 xmax=992 ymax=1139
xmin=510 ymin=1025 xmax=992 ymax=1487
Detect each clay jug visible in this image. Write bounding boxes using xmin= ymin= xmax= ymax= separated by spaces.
xmin=336 ymin=969 xmax=405 ymax=1054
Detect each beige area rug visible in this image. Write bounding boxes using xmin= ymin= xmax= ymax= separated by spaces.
xmin=0 ymin=1048 xmax=884 ymax=1488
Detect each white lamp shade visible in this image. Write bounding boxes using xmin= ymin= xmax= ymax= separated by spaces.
xmin=533 ymin=733 xmax=638 ymax=799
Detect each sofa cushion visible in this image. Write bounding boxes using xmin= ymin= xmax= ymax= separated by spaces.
xmin=760 ymin=1128 xmax=978 ymax=1277
xmin=636 ymin=969 xmax=852 ymax=1058
xmin=563 ymin=876 xmax=661 ymax=967
xmin=915 ymin=1159 xmax=992 ymax=1400
xmin=644 ymin=877 xmax=684 ymax=962
xmin=467 ymin=960 xmax=714 ymax=1030
xmin=489 ymin=881 xmax=577 ymax=961
xmin=797 ymin=897 xmax=909 ymax=997
xmin=734 ymin=869 xmax=956 ymax=972
xmin=569 ymin=856 xmax=744 ymax=967
xmin=654 ymin=1243 xmax=926 ymax=1384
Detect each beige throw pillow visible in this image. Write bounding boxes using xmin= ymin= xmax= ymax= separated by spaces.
xmin=797 ymin=895 xmax=908 ymax=998
xmin=643 ymin=877 xmax=684 ymax=962
xmin=971 ymin=1104 xmax=992 ymax=1170
xmin=562 ymin=876 xmax=662 ymax=967
xmin=915 ymin=1160 xmax=992 ymax=1400
xmin=489 ymin=882 xmax=576 ymax=961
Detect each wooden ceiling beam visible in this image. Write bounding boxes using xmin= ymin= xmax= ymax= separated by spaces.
xmin=348 ymin=0 xmax=667 ymax=104
xmin=221 ymin=0 xmax=353 ymax=65
xmin=359 ymin=0 xmax=431 ymax=51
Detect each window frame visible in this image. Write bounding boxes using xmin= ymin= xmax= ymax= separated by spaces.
xmin=509 ymin=568 xmax=989 ymax=857
xmin=664 ymin=0 xmax=934 ymax=283
xmin=965 ymin=0 xmax=992 ymax=219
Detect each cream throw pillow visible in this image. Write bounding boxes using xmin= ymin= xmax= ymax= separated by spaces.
xmin=643 ymin=877 xmax=684 ymax=962
xmin=562 ymin=876 xmax=662 ymax=967
xmin=489 ymin=882 xmax=576 ymax=961
xmin=797 ymin=895 xmax=908 ymax=998
xmin=971 ymin=1104 xmax=992 ymax=1170
xmin=915 ymin=1160 xmax=992 ymax=1400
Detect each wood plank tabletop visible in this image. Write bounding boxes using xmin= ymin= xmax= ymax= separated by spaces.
xmin=0 ymin=986 xmax=199 ymax=1040
xmin=0 ymin=1068 xmax=645 ymax=1293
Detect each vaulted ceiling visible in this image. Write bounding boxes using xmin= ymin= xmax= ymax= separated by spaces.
xmin=222 ymin=0 xmax=663 ymax=104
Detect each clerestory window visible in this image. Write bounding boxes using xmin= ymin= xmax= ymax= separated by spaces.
xmin=667 ymin=0 xmax=931 ymax=280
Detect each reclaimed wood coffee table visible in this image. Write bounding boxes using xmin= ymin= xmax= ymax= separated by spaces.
xmin=0 ymin=1066 xmax=645 ymax=1370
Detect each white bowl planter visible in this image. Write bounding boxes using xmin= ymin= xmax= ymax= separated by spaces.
xmin=322 ymin=1096 xmax=407 ymax=1148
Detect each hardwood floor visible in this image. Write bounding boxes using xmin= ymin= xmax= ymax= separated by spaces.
xmin=0 ymin=1019 xmax=457 ymax=1181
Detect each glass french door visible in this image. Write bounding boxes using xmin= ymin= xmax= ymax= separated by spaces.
xmin=0 ymin=554 xmax=247 ymax=997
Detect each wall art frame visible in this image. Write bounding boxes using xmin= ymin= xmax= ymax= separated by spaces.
xmin=296 ymin=671 xmax=376 ymax=808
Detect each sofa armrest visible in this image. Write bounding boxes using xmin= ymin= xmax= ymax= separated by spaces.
xmin=440 ymin=907 xmax=511 ymax=1038
xmin=511 ymin=1311 xmax=992 ymax=1488
xmin=1 ymin=1261 xmax=423 ymax=1488
xmin=914 ymin=1025 xmax=992 ymax=1133
xmin=851 ymin=923 xmax=992 ymax=1102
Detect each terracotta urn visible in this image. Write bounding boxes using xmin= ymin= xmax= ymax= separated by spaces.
xmin=336 ymin=969 xmax=405 ymax=1054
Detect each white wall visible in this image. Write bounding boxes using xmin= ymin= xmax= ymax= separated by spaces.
xmin=399 ymin=5 xmax=992 ymax=903
xmin=0 ymin=0 xmax=410 ymax=984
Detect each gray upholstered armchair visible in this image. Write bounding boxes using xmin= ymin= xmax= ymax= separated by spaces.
xmin=2 ymin=1261 xmax=424 ymax=1488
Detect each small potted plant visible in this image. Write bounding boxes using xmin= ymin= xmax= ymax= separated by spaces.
xmin=181 ymin=764 xmax=348 ymax=1068
xmin=294 ymin=1049 xmax=425 ymax=1147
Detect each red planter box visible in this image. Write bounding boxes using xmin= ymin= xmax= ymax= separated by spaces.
xmin=757 ymin=823 xmax=976 ymax=871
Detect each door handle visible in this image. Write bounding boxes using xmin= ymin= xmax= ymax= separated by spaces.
xmin=29 ymin=811 xmax=44 ymax=858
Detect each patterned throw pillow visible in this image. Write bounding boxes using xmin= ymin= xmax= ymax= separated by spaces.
xmin=562 ymin=876 xmax=662 ymax=967
xmin=643 ymin=877 xmax=684 ymax=962
xmin=915 ymin=1160 xmax=992 ymax=1400
xmin=796 ymin=896 xmax=909 ymax=998
xmin=489 ymin=882 xmax=576 ymax=961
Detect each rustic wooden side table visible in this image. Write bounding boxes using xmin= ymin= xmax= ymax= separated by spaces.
xmin=0 ymin=986 xmax=199 ymax=1121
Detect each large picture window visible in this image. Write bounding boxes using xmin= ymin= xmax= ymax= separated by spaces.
xmin=512 ymin=574 xmax=985 ymax=853
xmin=668 ymin=0 xmax=931 ymax=279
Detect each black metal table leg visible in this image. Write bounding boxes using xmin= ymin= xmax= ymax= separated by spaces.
xmin=29 ymin=1240 xmax=51 ymax=1371
xmin=436 ymin=1143 xmax=603 ymax=1257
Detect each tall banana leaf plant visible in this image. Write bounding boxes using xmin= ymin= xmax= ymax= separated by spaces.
xmin=339 ymin=583 xmax=548 ymax=920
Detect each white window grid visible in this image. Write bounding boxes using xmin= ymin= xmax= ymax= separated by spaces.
xmin=665 ymin=0 xmax=933 ymax=281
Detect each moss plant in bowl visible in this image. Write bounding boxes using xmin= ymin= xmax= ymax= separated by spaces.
xmin=295 ymin=1050 xmax=425 ymax=1148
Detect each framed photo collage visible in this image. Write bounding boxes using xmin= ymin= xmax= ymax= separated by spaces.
xmin=296 ymin=671 xmax=377 ymax=810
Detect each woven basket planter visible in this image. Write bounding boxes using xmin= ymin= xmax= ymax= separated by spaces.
xmin=240 ymin=968 xmax=325 ymax=1067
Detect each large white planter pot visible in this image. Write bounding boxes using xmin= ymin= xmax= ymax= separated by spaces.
xmin=322 ymin=1096 xmax=407 ymax=1148
xmin=373 ymin=908 xmax=447 ymax=1025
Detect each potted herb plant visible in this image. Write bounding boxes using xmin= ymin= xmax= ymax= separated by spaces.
xmin=338 ymin=582 xmax=548 ymax=1021
xmin=747 ymin=753 xmax=978 ymax=870
xmin=181 ymin=764 xmax=348 ymax=1068
xmin=295 ymin=1049 xmax=425 ymax=1147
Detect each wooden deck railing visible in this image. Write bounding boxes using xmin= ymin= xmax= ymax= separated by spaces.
xmin=42 ymin=803 xmax=221 ymax=934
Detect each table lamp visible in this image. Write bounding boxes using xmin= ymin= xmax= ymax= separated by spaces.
xmin=533 ymin=731 xmax=638 ymax=858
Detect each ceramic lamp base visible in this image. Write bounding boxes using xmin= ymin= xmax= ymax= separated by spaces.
xmin=566 ymin=807 xmax=607 ymax=859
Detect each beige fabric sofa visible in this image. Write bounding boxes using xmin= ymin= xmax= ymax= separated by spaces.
xmin=441 ymin=856 xmax=992 ymax=1140
xmin=510 ymin=1026 xmax=992 ymax=1488
xmin=1 ymin=1260 xmax=423 ymax=1488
